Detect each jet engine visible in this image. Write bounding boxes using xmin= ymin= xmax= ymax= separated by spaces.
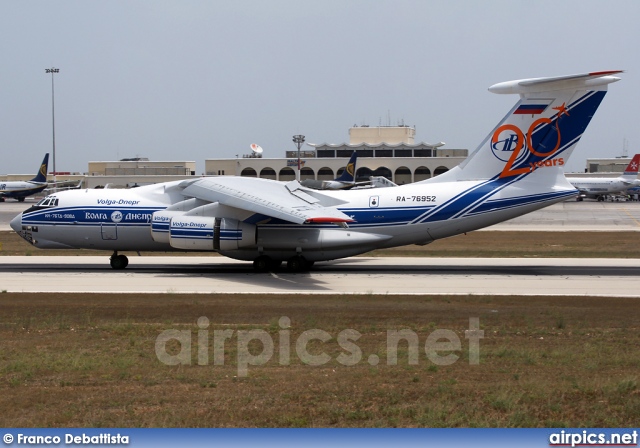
xmin=167 ymin=216 xmax=256 ymax=251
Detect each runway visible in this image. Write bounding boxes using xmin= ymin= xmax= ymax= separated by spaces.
xmin=1 ymin=256 xmax=639 ymax=296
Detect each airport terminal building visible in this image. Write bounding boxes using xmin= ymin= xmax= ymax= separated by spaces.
xmin=204 ymin=146 xmax=467 ymax=184
xmin=204 ymin=125 xmax=467 ymax=185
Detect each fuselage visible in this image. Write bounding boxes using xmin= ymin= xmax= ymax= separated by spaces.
xmin=566 ymin=176 xmax=640 ymax=197
xmin=11 ymin=175 xmax=577 ymax=262
xmin=0 ymin=181 xmax=47 ymax=199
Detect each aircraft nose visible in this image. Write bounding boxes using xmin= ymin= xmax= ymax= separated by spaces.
xmin=10 ymin=213 xmax=22 ymax=233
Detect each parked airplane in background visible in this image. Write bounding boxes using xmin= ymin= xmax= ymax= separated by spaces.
xmin=0 ymin=154 xmax=49 ymax=202
xmin=301 ymin=152 xmax=359 ymax=190
xmin=566 ymin=154 xmax=640 ymax=201
xmin=302 ymin=152 xmax=398 ymax=190
xmin=11 ymin=71 xmax=622 ymax=271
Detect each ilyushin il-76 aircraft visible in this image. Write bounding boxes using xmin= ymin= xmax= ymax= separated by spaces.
xmin=11 ymin=71 xmax=622 ymax=271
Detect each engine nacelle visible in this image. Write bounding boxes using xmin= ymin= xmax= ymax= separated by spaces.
xmin=169 ymin=216 xmax=256 ymax=251
xmin=151 ymin=210 xmax=187 ymax=243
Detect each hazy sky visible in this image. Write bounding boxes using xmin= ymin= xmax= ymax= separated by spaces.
xmin=2 ymin=1 xmax=639 ymax=175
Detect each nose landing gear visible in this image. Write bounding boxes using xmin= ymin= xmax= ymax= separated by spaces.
xmin=110 ymin=251 xmax=129 ymax=270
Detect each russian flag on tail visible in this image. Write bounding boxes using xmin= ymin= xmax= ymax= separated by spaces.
xmin=514 ymin=99 xmax=553 ymax=115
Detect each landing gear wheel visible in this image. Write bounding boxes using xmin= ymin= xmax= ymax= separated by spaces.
xmin=253 ymin=256 xmax=272 ymax=272
xmin=253 ymin=256 xmax=283 ymax=272
xmin=110 ymin=253 xmax=129 ymax=270
xmin=17 ymin=197 xmax=25 ymax=202
xmin=287 ymin=255 xmax=310 ymax=272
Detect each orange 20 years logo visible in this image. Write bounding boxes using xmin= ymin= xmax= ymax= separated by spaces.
xmin=493 ymin=103 xmax=569 ymax=179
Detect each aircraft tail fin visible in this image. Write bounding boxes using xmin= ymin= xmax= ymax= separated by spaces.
xmin=437 ymin=71 xmax=622 ymax=183
xmin=335 ymin=152 xmax=357 ymax=183
xmin=622 ymin=154 xmax=640 ymax=177
xmin=30 ymin=153 xmax=49 ymax=183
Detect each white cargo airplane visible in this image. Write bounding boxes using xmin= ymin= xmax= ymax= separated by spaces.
xmin=0 ymin=154 xmax=49 ymax=202
xmin=565 ymin=154 xmax=640 ymax=201
xmin=11 ymin=71 xmax=622 ymax=271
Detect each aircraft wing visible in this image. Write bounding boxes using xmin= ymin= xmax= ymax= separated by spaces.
xmin=179 ymin=177 xmax=354 ymax=225
xmin=48 ymin=180 xmax=82 ymax=188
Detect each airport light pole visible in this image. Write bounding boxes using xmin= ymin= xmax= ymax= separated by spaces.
xmin=45 ymin=67 xmax=60 ymax=190
xmin=292 ymin=134 xmax=305 ymax=182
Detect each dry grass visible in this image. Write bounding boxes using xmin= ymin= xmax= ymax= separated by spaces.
xmin=2 ymin=230 xmax=640 ymax=258
xmin=0 ymin=293 xmax=638 ymax=427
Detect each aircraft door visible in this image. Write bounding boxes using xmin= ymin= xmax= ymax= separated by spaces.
xmin=101 ymin=223 xmax=118 ymax=240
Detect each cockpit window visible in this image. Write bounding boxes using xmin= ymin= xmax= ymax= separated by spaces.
xmin=36 ymin=196 xmax=59 ymax=207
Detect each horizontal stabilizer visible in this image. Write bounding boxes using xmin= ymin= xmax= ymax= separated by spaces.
xmin=489 ymin=71 xmax=622 ymax=95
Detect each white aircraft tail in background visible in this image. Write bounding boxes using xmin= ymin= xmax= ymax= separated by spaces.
xmin=11 ymin=71 xmax=622 ymax=271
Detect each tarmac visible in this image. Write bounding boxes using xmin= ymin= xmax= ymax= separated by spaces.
xmin=0 ymin=256 xmax=638 ymax=296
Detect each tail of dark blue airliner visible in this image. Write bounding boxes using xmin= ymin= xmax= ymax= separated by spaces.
xmin=30 ymin=154 xmax=49 ymax=183
xmin=335 ymin=152 xmax=357 ymax=183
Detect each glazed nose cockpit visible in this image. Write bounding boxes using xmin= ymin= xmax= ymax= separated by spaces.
xmin=10 ymin=195 xmax=60 ymax=240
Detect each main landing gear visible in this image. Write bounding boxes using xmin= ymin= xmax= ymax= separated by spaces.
xmin=252 ymin=256 xmax=282 ymax=272
xmin=110 ymin=251 xmax=129 ymax=270
xmin=286 ymin=255 xmax=314 ymax=272
xmin=252 ymin=255 xmax=314 ymax=273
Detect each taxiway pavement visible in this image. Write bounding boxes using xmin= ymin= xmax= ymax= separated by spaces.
xmin=1 ymin=256 xmax=638 ymax=296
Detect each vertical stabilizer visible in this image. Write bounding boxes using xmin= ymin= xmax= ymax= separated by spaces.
xmin=622 ymin=154 xmax=640 ymax=177
xmin=335 ymin=152 xmax=357 ymax=183
xmin=437 ymin=71 xmax=622 ymax=183
xmin=30 ymin=153 xmax=49 ymax=183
